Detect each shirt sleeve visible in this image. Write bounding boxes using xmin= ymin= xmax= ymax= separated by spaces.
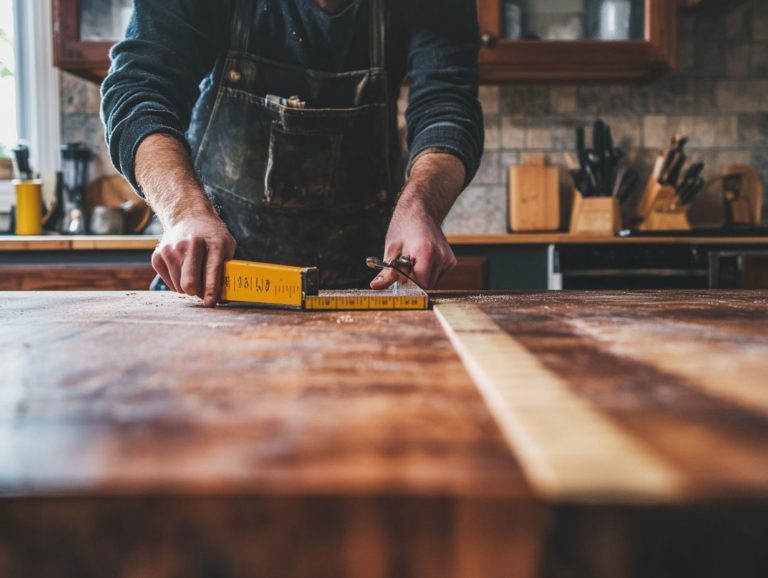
xmin=404 ymin=0 xmax=484 ymax=187
xmin=100 ymin=0 xmax=228 ymax=193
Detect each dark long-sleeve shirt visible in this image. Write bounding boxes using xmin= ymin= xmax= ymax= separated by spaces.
xmin=101 ymin=0 xmax=484 ymax=191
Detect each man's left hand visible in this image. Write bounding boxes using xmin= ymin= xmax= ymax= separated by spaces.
xmin=370 ymin=151 xmax=466 ymax=291
xmin=370 ymin=197 xmax=457 ymax=290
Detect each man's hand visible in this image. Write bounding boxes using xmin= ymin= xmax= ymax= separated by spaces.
xmin=371 ymin=197 xmax=456 ymax=290
xmin=137 ymin=133 xmax=236 ymax=307
xmin=371 ymin=151 xmax=466 ymax=290
xmin=152 ymin=210 xmax=236 ymax=307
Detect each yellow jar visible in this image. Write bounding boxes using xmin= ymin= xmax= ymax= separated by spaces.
xmin=14 ymin=180 xmax=44 ymax=236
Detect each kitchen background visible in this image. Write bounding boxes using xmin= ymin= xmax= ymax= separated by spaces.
xmin=59 ymin=0 xmax=768 ymax=233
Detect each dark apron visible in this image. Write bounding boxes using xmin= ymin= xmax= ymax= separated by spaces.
xmin=184 ymin=0 xmax=401 ymax=289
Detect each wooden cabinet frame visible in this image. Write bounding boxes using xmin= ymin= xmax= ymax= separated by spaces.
xmin=52 ymin=0 xmax=678 ymax=84
xmin=477 ymin=0 xmax=678 ymax=83
xmin=52 ymin=0 xmax=111 ymax=82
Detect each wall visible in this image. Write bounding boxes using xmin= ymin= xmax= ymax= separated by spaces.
xmin=441 ymin=0 xmax=768 ymax=232
xmin=61 ymin=0 xmax=768 ymax=233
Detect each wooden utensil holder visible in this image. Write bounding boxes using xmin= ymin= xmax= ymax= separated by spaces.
xmin=636 ymin=174 xmax=664 ymax=221
xmin=569 ymin=191 xmax=621 ymax=235
xmin=636 ymin=181 xmax=692 ymax=232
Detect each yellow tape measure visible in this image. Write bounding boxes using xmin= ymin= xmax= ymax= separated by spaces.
xmin=221 ymin=260 xmax=429 ymax=311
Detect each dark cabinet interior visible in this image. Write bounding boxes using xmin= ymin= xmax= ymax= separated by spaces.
xmin=476 ymin=0 xmax=679 ymax=82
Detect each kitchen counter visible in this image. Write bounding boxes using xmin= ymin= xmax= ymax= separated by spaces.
xmin=2 ymin=233 xmax=768 ymax=251
xmin=2 ymin=290 xmax=768 ymax=577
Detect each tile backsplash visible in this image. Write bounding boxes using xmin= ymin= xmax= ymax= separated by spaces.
xmin=62 ymin=0 xmax=768 ymax=233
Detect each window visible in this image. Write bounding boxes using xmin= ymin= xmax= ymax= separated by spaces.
xmin=0 ymin=0 xmax=60 ymax=210
xmin=0 ymin=0 xmax=17 ymax=161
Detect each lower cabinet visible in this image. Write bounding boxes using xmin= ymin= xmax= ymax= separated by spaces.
xmin=435 ymin=257 xmax=489 ymax=291
xmin=0 ymin=257 xmax=490 ymax=292
xmin=0 ymin=264 xmax=156 ymax=291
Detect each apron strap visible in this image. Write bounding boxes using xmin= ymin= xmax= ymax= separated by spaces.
xmin=369 ymin=0 xmax=386 ymax=70
xmin=231 ymin=0 xmax=255 ymax=53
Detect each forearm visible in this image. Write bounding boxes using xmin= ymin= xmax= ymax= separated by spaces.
xmin=397 ymin=151 xmax=466 ymax=224
xmin=135 ymin=134 xmax=215 ymax=228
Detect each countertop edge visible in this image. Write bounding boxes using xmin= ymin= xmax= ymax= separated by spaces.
xmin=2 ymin=234 xmax=768 ymax=252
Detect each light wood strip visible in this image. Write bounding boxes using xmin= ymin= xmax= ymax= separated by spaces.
xmin=434 ymin=302 xmax=687 ymax=503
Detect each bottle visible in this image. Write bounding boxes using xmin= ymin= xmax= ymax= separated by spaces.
xmin=503 ymin=1 xmax=522 ymax=39
xmin=12 ymin=144 xmax=44 ymax=236
xmin=598 ymin=0 xmax=631 ymax=40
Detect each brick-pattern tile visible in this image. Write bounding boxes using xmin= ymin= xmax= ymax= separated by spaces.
xmin=725 ymin=42 xmax=751 ymax=78
xmin=738 ymin=113 xmax=768 ymax=146
xmin=500 ymin=116 xmax=525 ymax=149
xmin=749 ymin=43 xmax=768 ymax=77
xmin=484 ymin=115 xmax=501 ymax=150
xmin=550 ymin=87 xmax=578 ymax=114
xmin=500 ymin=87 xmax=550 ymax=116
xmin=478 ymin=86 xmax=500 ymax=115
xmin=443 ymin=185 xmax=507 ymax=234
xmin=576 ymin=86 xmax=652 ymax=115
xmin=471 ymin=150 xmax=501 ymax=186
xmin=753 ymin=6 xmax=768 ymax=41
xmin=716 ymin=80 xmax=768 ymax=112
xmin=643 ymin=115 xmax=669 ymax=149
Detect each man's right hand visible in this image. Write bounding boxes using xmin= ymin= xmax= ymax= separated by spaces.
xmin=135 ymin=134 xmax=237 ymax=307
xmin=152 ymin=210 xmax=236 ymax=307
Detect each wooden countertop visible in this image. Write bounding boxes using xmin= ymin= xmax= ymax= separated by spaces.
xmin=2 ymin=290 xmax=768 ymax=577
xmin=2 ymin=289 xmax=768 ymax=503
xmin=2 ymin=233 xmax=768 ymax=251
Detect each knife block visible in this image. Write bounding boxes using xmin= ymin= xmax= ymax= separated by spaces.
xmin=569 ymin=191 xmax=621 ymax=235
xmin=636 ymin=175 xmax=665 ymax=221
xmin=636 ymin=181 xmax=692 ymax=232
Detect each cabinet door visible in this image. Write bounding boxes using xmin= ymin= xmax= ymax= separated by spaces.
xmin=0 ymin=264 xmax=155 ymax=291
xmin=53 ymin=0 xmax=133 ymax=82
xmin=434 ymin=257 xmax=489 ymax=291
xmin=477 ymin=0 xmax=678 ymax=82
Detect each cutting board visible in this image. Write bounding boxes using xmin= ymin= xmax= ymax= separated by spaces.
xmin=508 ymin=155 xmax=560 ymax=232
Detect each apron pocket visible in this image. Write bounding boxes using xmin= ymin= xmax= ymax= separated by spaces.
xmin=265 ymin=124 xmax=341 ymax=210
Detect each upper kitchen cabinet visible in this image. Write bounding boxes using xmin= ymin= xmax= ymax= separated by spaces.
xmin=52 ymin=0 xmax=132 ymax=82
xmin=477 ymin=0 xmax=679 ymax=82
xmin=52 ymin=0 xmax=678 ymax=84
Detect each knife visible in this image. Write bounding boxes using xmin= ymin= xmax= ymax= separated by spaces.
xmin=593 ymin=120 xmax=606 ymax=194
xmin=677 ymin=161 xmax=704 ymax=190
xmin=680 ymin=177 xmax=705 ymax=205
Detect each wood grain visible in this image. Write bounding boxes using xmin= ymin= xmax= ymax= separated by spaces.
xmin=0 ymin=292 xmax=524 ymax=499
xmin=435 ymin=302 xmax=686 ymax=504
xmin=4 ymin=290 xmax=768 ymax=578
xmin=436 ymin=291 xmax=768 ymax=503
xmin=0 ymin=291 xmax=544 ymax=577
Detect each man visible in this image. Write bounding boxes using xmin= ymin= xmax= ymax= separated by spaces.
xmin=102 ymin=0 xmax=483 ymax=307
